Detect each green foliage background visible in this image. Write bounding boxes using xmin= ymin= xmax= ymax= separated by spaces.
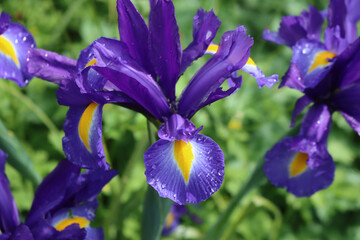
xmin=1 ymin=0 xmax=360 ymax=239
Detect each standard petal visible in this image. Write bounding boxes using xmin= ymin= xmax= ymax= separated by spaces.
xmin=149 ymin=0 xmax=181 ymax=101
xmin=117 ymin=0 xmax=154 ymax=75
xmin=178 ymin=26 xmax=253 ymax=118
xmin=180 ymin=9 xmax=221 ymax=75
xmin=299 ymin=104 xmax=332 ymax=143
xmin=290 ymin=95 xmax=312 ymax=127
xmin=0 ymin=150 xmax=20 ymax=233
xmin=63 ymin=103 xmax=108 ymax=170
xmin=0 ymin=21 xmax=36 ymax=87
xmin=26 ymin=160 xmax=80 ymax=227
xmin=0 ymin=12 xmax=11 ymax=34
xmin=144 ymin=134 xmax=224 ymax=205
xmin=264 ymin=136 xmax=335 ymax=197
xmin=281 ymin=39 xmax=335 ymax=91
xmin=27 ymin=48 xmax=77 ymax=85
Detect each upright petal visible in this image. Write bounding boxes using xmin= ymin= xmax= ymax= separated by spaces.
xmin=0 ymin=12 xmax=11 ymax=34
xmin=178 ymin=26 xmax=253 ymax=118
xmin=26 ymin=160 xmax=80 ymax=227
xmin=117 ymin=0 xmax=154 ymax=75
xmin=264 ymin=136 xmax=334 ymax=197
xmin=180 ymin=9 xmax=221 ymax=75
xmin=0 ymin=17 xmax=36 ymax=87
xmin=149 ymin=0 xmax=182 ymax=101
xmin=0 ymin=150 xmax=20 ymax=233
xmin=63 ymin=103 xmax=108 ymax=170
xmin=327 ymin=0 xmax=347 ymax=39
xmin=144 ymin=134 xmax=224 ymax=205
xmin=27 ymin=48 xmax=77 ymax=85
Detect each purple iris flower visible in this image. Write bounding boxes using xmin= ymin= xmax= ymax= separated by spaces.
xmin=262 ymin=0 xmax=360 ymax=196
xmin=28 ymin=0 xmax=278 ymax=204
xmin=0 ymin=149 xmax=117 ymax=239
xmin=0 ymin=11 xmax=36 ymax=87
xmin=162 ymin=204 xmax=202 ymax=236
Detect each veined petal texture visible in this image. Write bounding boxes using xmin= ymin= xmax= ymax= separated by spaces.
xmin=144 ymin=134 xmax=224 ymax=205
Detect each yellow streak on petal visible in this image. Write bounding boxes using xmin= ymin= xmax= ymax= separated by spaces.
xmin=206 ymin=44 xmax=219 ymax=54
xmin=55 ymin=216 xmax=90 ymax=231
xmin=79 ymin=102 xmax=99 ymax=151
xmin=165 ymin=212 xmax=175 ymax=228
xmin=0 ymin=35 xmax=19 ymax=67
xmin=308 ymin=51 xmax=336 ymax=73
xmin=289 ymin=152 xmax=308 ymax=177
xmin=246 ymin=57 xmax=256 ymax=66
xmin=85 ymin=58 xmax=97 ymax=68
xmin=174 ymin=140 xmax=194 ymax=183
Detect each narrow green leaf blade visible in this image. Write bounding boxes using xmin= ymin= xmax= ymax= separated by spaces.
xmin=0 ymin=120 xmax=41 ymax=186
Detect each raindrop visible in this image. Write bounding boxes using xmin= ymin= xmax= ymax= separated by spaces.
xmin=22 ymin=36 xmax=27 ymax=42
xmin=148 ymin=178 xmax=155 ymax=184
xmin=161 ymin=183 xmax=166 ymax=189
xmin=152 ymin=164 xmax=157 ymax=169
xmin=45 ymin=53 xmax=48 ymax=57
xmin=173 ymin=194 xmax=177 ymax=198
xmin=24 ymin=80 xmax=29 ymax=84
xmin=30 ymin=44 xmax=34 ymax=48
xmin=302 ymin=47 xmax=310 ymax=54
xmin=206 ymin=31 xmax=212 ymax=40
xmin=218 ymin=170 xmax=224 ymax=176
xmin=15 ymin=39 xmax=18 ymax=44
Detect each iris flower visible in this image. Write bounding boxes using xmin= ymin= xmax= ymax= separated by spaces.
xmin=262 ymin=0 xmax=360 ymax=196
xmin=28 ymin=0 xmax=277 ymax=204
xmin=0 ymin=11 xmax=36 ymax=87
xmin=0 ymin=149 xmax=117 ymax=239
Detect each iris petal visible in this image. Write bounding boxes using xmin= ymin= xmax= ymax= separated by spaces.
xmin=144 ymin=134 xmax=224 ymax=205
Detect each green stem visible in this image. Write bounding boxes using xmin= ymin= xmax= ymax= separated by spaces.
xmin=141 ymin=120 xmax=172 ymax=240
xmin=205 ymin=159 xmax=267 ymax=240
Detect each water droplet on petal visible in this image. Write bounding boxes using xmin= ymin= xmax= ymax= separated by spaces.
xmin=161 ymin=183 xmax=166 ymax=189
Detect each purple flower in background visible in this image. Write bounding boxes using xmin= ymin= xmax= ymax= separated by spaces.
xmin=0 ymin=149 xmax=117 ymax=239
xmin=262 ymin=0 xmax=360 ymax=196
xmin=0 ymin=11 xmax=36 ymax=87
xmin=162 ymin=204 xmax=202 ymax=236
xmin=28 ymin=0 xmax=277 ymax=204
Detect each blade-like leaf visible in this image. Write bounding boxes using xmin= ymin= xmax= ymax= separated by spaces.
xmin=0 ymin=119 xmax=41 ymax=186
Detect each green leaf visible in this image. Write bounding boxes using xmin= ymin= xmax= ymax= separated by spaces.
xmin=141 ymin=186 xmax=173 ymax=240
xmin=205 ymin=159 xmax=267 ymax=240
xmin=0 ymin=119 xmax=41 ymax=186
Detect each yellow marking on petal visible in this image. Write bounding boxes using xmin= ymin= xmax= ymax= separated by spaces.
xmin=0 ymin=35 xmax=19 ymax=67
xmin=165 ymin=212 xmax=175 ymax=228
xmin=308 ymin=51 xmax=336 ymax=73
xmin=78 ymin=102 xmax=99 ymax=151
xmin=85 ymin=58 xmax=97 ymax=68
xmin=289 ymin=152 xmax=308 ymax=177
xmin=206 ymin=44 xmax=219 ymax=54
xmin=174 ymin=140 xmax=194 ymax=183
xmin=246 ymin=57 xmax=256 ymax=66
xmin=55 ymin=216 xmax=90 ymax=231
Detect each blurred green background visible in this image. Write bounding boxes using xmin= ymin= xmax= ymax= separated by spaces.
xmin=1 ymin=0 xmax=360 ymax=239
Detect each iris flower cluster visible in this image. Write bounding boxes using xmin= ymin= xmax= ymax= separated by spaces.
xmin=0 ymin=149 xmax=117 ymax=239
xmin=27 ymin=0 xmax=277 ymax=205
xmin=263 ymin=0 xmax=360 ymax=196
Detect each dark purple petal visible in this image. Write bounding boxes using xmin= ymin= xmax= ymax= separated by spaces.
xmin=264 ymin=136 xmax=334 ymax=197
xmin=328 ymin=0 xmax=347 ymax=39
xmin=54 ymin=224 xmax=86 ymax=240
xmin=281 ymin=39 xmax=333 ymax=91
xmin=324 ymin=26 xmax=349 ymax=53
xmin=262 ymin=29 xmax=287 ymax=46
xmin=301 ymin=5 xmax=324 ymax=40
xmin=277 ymin=16 xmax=307 ymax=47
xmin=330 ymin=84 xmax=360 ymax=134
xmin=178 ymin=26 xmax=253 ymax=118
xmin=299 ymin=104 xmax=332 ymax=143
xmin=0 ymin=21 xmax=36 ymax=87
xmin=117 ymin=0 xmax=154 ymax=75
xmin=7 ymin=224 xmax=34 ymax=240
xmin=63 ymin=104 xmax=109 ymax=170
xmin=0 ymin=12 xmax=11 ymax=34
xmin=149 ymin=0 xmax=181 ymax=101
xmin=27 ymin=49 xmax=77 ymax=85
xmin=144 ymin=134 xmax=224 ymax=204
xmin=290 ymin=95 xmax=312 ymax=127
xmin=0 ymin=150 xmax=20 ymax=234
xmin=26 ymin=160 xmax=80 ymax=227
xmin=193 ymin=73 xmax=243 ymax=115
xmin=162 ymin=204 xmax=187 ymax=236
xmin=158 ymin=114 xmax=202 ymax=142
xmin=180 ymin=9 xmax=221 ymax=75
